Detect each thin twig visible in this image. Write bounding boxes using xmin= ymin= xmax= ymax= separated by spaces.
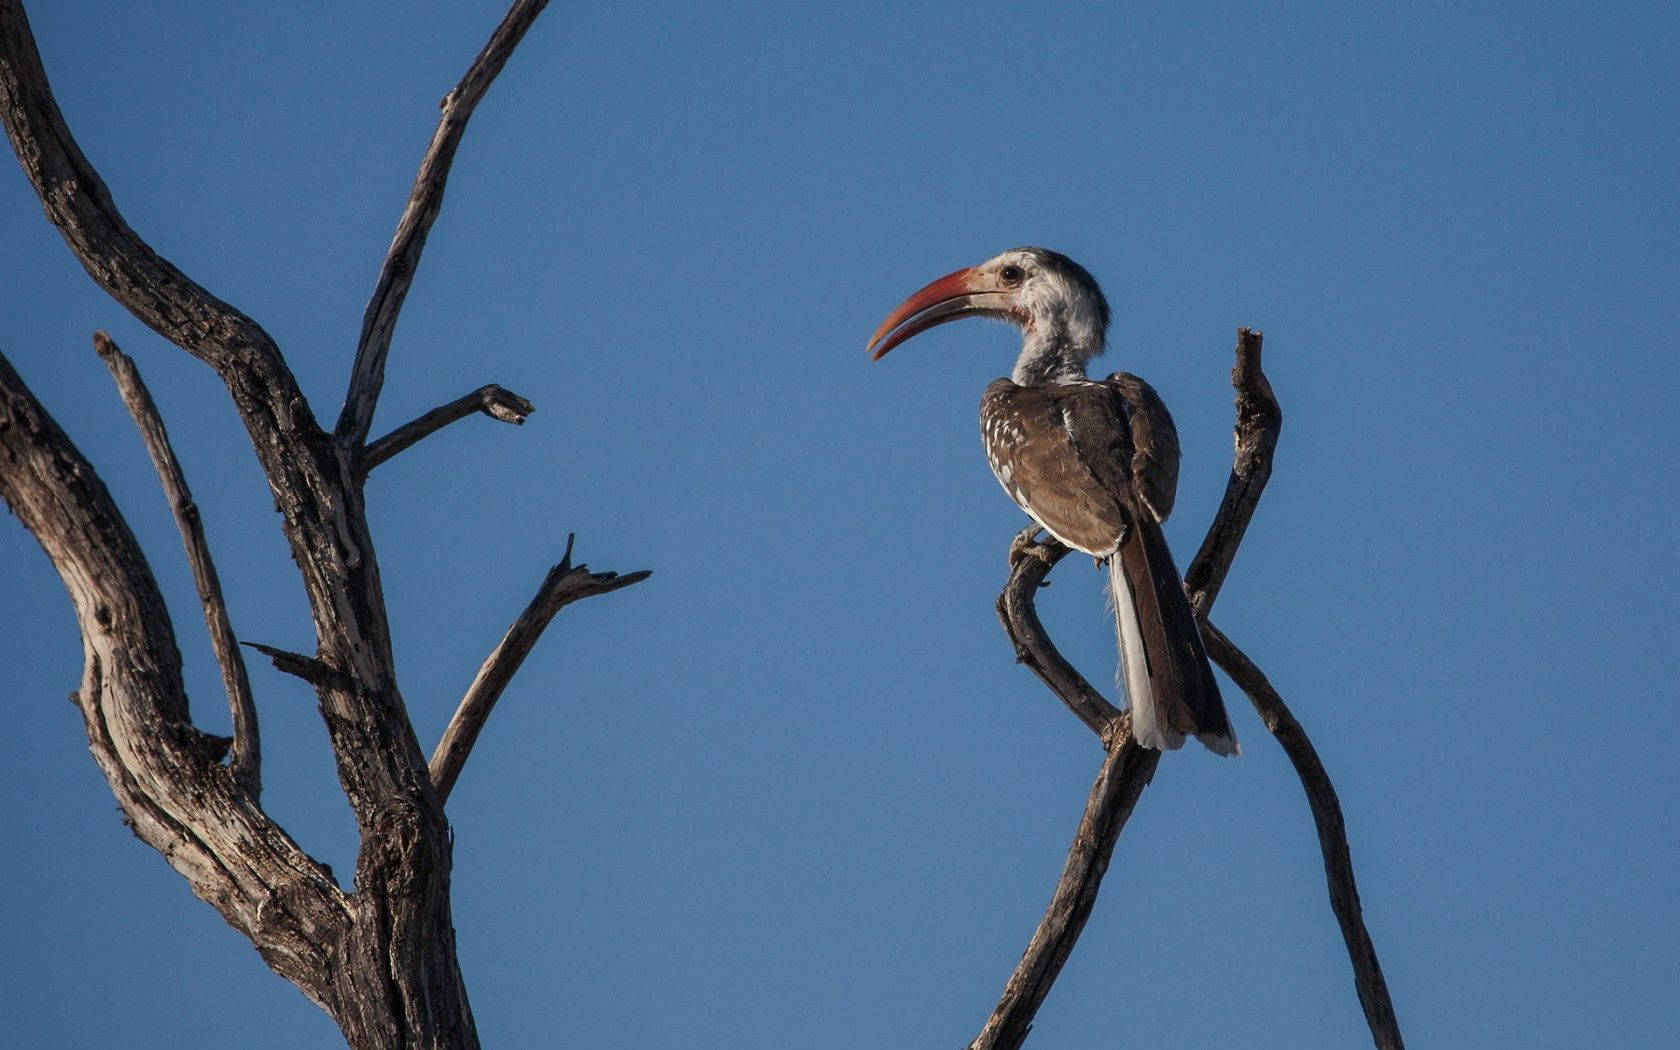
xmin=335 ymin=0 xmax=550 ymax=448
xmin=1202 ymin=620 xmax=1404 ymax=1049
xmin=974 ymin=328 xmax=1284 ymax=1050
xmin=429 ymin=535 xmax=651 ymax=803
xmin=93 ymin=331 xmax=262 ymax=795
xmin=361 ymin=383 xmax=534 ymax=474
xmin=241 ymin=641 xmax=346 ymax=691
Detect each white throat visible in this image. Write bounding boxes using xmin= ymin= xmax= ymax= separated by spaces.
xmin=1012 ymin=333 xmax=1090 ymax=386
xmin=1008 ymin=266 xmax=1106 ymax=386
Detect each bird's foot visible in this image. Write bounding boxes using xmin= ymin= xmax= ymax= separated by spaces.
xmin=1008 ymin=525 xmax=1055 ymax=573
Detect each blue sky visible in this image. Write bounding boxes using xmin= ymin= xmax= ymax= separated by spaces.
xmin=2 ymin=1 xmax=1676 ymax=1046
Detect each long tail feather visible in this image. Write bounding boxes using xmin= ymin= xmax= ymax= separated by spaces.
xmin=1107 ymin=523 xmax=1239 ymax=756
xmin=1108 ymin=552 xmax=1179 ymax=749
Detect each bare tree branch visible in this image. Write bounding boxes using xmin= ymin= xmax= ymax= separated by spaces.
xmin=973 ymin=328 xmax=1284 ymax=1050
xmin=1202 ymin=620 xmax=1404 ymax=1049
xmin=978 ymin=326 xmax=1403 ymax=1048
xmin=969 ymin=732 xmax=1157 ymax=1050
xmin=0 ymin=1 xmax=293 ymax=383
xmin=362 ymin=383 xmax=535 ymax=475
xmin=1185 ymin=327 xmax=1280 ymax=616
xmin=335 ymin=0 xmax=551 ymax=448
xmin=994 ymin=531 xmax=1123 ymax=738
xmin=241 ymin=641 xmax=349 ymax=691
xmin=93 ymin=331 xmax=263 ymax=795
xmin=1186 ymin=330 xmax=1404 ymax=1047
xmin=430 ymin=535 xmax=651 ymax=803
xmin=0 ymin=349 xmax=348 ymax=997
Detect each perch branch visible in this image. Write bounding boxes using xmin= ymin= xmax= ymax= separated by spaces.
xmin=1201 ymin=620 xmax=1404 ymax=1049
xmin=1186 ymin=330 xmax=1403 ymax=1047
xmin=994 ymin=534 xmax=1122 ymax=738
xmin=429 ymin=535 xmax=651 ymax=803
xmin=93 ymin=331 xmax=262 ymax=795
xmin=335 ymin=0 xmax=550 ymax=448
xmin=972 ymin=328 xmax=1283 ymax=1050
xmin=361 ymin=383 xmax=534 ymax=475
xmin=969 ymin=737 xmax=1156 ymax=1050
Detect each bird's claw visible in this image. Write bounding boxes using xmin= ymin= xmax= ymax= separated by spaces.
xmin=1008 ymin=525 xmax=1054 ymax=571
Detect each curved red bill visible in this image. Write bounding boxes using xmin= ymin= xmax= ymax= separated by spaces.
xmin=866 ymin=266 xmax=981 ymax=360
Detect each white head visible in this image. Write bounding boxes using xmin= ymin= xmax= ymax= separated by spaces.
xmin=867 ymin=247 xmax=1111 ymax=385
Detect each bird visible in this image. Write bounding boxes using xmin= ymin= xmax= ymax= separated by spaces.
xmin=867 ymin=247 xmax=1238 ymax=755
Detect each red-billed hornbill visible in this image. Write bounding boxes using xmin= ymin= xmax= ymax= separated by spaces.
xmin=868 ymin=247 xmax=1237 ymax=755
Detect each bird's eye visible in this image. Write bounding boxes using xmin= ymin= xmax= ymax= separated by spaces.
xmin=999 ymin=264 xmax=1026 ymax=286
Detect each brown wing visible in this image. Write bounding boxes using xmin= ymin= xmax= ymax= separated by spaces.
xmin=1054 ymin=376 xmax=1181 ymax=529
xmin=1100 ymin=372 xmax=1181 ymax=523
xmin=980 ymin=379 xmax=1132 ymax=556
xmin=1062 ymin=379 xmax=1229 ymax=752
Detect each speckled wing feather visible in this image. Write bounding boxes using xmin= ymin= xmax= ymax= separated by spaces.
xmin=979 ymin=379 xmax=1132 ymax=555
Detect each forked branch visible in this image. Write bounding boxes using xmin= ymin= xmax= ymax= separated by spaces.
xmin=93 ymin=331 xmax=262 ymax=795
xmin=429 ymin=535 xmax=651 ymax=803
xmin=974 ymin=328 xmax=1287 ymax=1050
xmin=979 ymin=328 xmax=1402 ymax=1048
xmin=0 ymin=349 xmax=347 ymax=995
xmin=335 ymin=0 xmax=551 ymax=448
xmin=1194 ymin=333 xmax=1401 ymax=1045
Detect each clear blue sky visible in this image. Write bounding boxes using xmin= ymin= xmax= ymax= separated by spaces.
xmin=3 ymin=1 xmax=1675 ymax=1047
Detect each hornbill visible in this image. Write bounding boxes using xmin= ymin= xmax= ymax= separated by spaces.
xmin=868 ymin=247 xmax=1238 ymax=755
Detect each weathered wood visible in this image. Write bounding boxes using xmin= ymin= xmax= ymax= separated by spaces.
xmin=1202 ymin=620 xmax=1404 ymax=1049
xmin=0 ymin=2 xmax=645 ymax=1046
xmin=362 ymin=383 xmax=535 ymax=475
xmin=243 ymin=641 xmax=350 ymax=691
xmin=3 ymin=1 xmax=480 ymax=1036
xmin=431 ymin=536 xmax=651 ymax=803
xmin=994 ymin=530 xmax=1122 ymax=738
xmin=335 ymin=0 xmax=551 ymax=448
xmin=968 ymin=736 xmax=1157 ymax=1050
xmin=1189 ymin=330 xmax=1402 ymax=1047
xmin=0 ymin=350 xmax=349 ymax=1001
xmin=94 ymin=331 xmax=262 ymax=796
xmin=1184 ymin=328 xmax=1280 ymax=615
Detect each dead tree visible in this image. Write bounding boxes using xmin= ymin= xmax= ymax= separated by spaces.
xmin=971 ymin=331 xmax=1405 ymax=1049
xmin=0 ymin=2 xmax=647 ymax=1046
